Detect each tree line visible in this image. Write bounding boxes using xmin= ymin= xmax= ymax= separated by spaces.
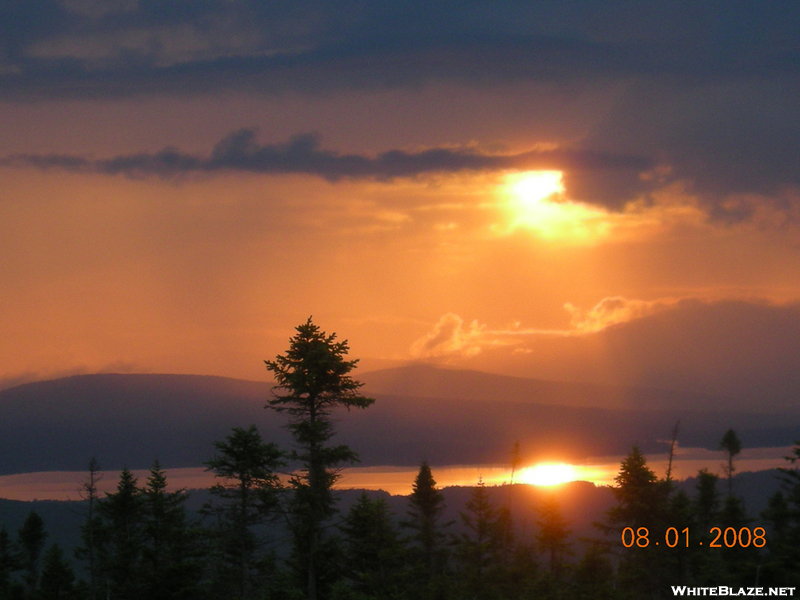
xmin=1 ymin=319 xmax=799 ymax=599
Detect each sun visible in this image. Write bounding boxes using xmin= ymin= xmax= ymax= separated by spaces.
xmin=500 ymin=171 xmax=611 ymax=243
xmin=509 ymin=170 xmax=565 ymax=207
xmin=519 ymin=463 xmax=578 ymax=487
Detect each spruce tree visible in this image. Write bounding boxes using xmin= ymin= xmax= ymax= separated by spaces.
xmin=75 ymin=457 xmax=102 ymax=600
xmin=204 ymin=425 xmax=285 ymax=600
xmin=95 ymin=468 xmax=145 ymax=600
xmin=454 ymin=479 xmax=506 ymax=600
xmin=0 ymin=526 xmax=21 ymax=597
xmin=720 ymin=429 xmax=742 ymax=497
xmin=141 ymin=461 xmax=202 ymax=600
xmin=762 ymin=442 xmax=800 ymax=586
xmin=38 ymin=544 xmax=79 ymax=600
xmin=17 ymin=511 xmax=48 ymax=597
xmin=535 ymin=494 xmax=571 ymax=579
xmin=602 ymin=447 xmax=670 ymax=598
xmin=265 ymin=317 xmax=374 ymax=600
xmin=339 ymin=492 xmax=407 ymax=599
xmin=404 ymin=461 xmax=449 ymax=600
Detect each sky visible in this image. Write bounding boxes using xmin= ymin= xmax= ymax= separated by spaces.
xmin=2 ymin=1 xmax=800 ymax=411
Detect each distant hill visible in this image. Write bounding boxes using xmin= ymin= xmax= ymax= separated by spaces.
xmin=1 ymin=369 xmax=799 ymax=476
xmin=361 ymin=364 xmax=716 ymax=410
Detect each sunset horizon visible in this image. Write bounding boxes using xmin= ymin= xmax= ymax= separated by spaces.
xmin=2 ymin=3 xmax=800 ymax=597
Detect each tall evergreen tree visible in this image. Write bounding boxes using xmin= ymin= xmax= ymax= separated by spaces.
xmin=693 ymin=468 xmax=721 ymax=531
xmin=38 ymin=544 xmax=79 ymax=600
xmin=95 ymin=468 xmax=145 ymax=600
xmin=75 ymin=457 xmax=102 ymax=600
xmin=535 ymin=494 xmax=572 ymax=579
xmin=720 ymin=429 xmax=742 ymax=497
xmin=265 ymin=317 xmax=375 ymax=600
xmin=689 ymin=468 xmax=727 ymax=584
xmin=454 ymin=479 xmax=507 ymax=600
xmin=0 ymin=526 xmax=21 ymax=597
xmin=759 ymin=441 xmax=800 ymax=587
xmin=602 ymin=447 xmax=670 ymax=598
xmin=204 ymin=425 xmax=285 ymax=600
xmin=17 ymin=511 xmax=48 ymax=597
xmin=404 ymin=461 xmax=449 ymax=600
xmin=141 ymin=461 xmax=202 ymax=600
xmin=339 ymin=492 xmax=407 ymax=599
xmin=573 ymin=544 xmax=614 ymax=600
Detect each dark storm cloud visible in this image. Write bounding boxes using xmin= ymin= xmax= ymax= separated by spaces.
xmin=584 ymin=299 xmax=800 ymax=410
xmin=1 ymin=128 xmax=654 ymax=182
xmin=2 ymin=1 xmax=799 ymax=100
xmin=2 ymin=1 xmax=799 ymax=209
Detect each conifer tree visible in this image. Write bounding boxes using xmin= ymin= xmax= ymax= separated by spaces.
xmin=38 ymin=544 xmax=79 ymax=600
xmin=265 ymin=317 xmax=374 ymax=600
xmin=693 ymin=469 xmax=721 ymax=531
xmin=454 ymin=479 xmax=506 ymax=600
xmin=17 ymin=511 xmax=48 ymax=597
xmin=75 ymin=457 xmax=102 ymax=600
xmin=404 ymin=461 xmax=449 ymax=600
xmin=535 ymin=494 xmax=571 ymax=579
xmin=602 ymin=447 xmax=670 ymax=597
xmin=0 ymin=526 xmax=21 ymax=597
xmin=95 ymin=468 xmax=145 ymax=600
xmin=339 ymin=492 xmax=407 ymax=599
xmin=760 ymin=443 xmax=800 ymax=585
xmin=720 ymin=429 xmax=742 ymax=497
xmin=204 ymin=425 xmax=285 ymax=600
xmin=573 ymin=544 xmax=614 ymax=600
xmin=141 ymin=461 xmax=202 ymax=600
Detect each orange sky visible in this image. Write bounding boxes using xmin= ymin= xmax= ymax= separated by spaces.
xmin=2 ymin=3 xmax=800 ymax=411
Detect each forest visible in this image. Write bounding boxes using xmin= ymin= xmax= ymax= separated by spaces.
xmin=1 ymin=319 xmax=799 ymax=600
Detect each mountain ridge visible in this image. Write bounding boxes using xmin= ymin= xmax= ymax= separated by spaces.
xmin=1 ymin=368 xmax=798 ymax=477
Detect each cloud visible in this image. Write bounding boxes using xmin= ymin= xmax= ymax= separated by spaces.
xmin=409 ymin=313 xmax=485 ymax=359
xmin=417 ymin=299 xmax=800 ymax=410
xmin=1 ymin=2 xmax=798 ymax=212
xmin=1 ymin=128 xmax=654 ymax=183
xmin=413 ymin=297 xmax=678 ymax=360
xmin=2 ymin=2 xmax=799 ymax=101
xmin=565 ymin=296 xmax=679 ymax=334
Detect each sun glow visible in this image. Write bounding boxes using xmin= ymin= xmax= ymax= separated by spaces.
xmin=519 ymin=463 xmax=578 ymax=487
xmin=501 ymin=171 xmax=612 ymax=243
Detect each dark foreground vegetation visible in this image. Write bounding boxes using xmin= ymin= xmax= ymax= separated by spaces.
xmin=2 ymin=320 xmax=799 ymax=600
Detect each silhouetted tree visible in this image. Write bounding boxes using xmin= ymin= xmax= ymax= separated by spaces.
xmin=140 ymin=461 xmax=202 ymax=600
xmin=0 ymin=526 xmax=21 ymax=597
xmin=691 ymin=470 xmax=725 ymax=585
xmin=95 ymin=468 xmax=145 ymax=600
xmin=17 ymin=511 xmax=47 ymax=597
xmin=664 ymin=490 xmax=694 ymax=583
xmin=573 ymin=544 xmax=614 ymax=600
xmin=693 ymin=469 xmax=721 ymax=531
xmin=75 ymin=456 xmax=102 ymax=600
xmin=404 ymin=461 xmax=449 ymax=600
xmin=760 ymin=441 xmax=800 ymax=586
xmin=454 ymin=479 xmax=509 ymax=600
xmin=606 ymin=446 xmax=664 ymax=530
xmin=719 ymin=429 xmax=742 ymax=497
xmin=718 ymin=495 xmax=757 ymax=585
xmin=603 ymin=446 xmax=670 ymax=598
xmin=265 ymin=317 xmax=374 ymax=600
xmin=204 ymin=425 xmax=285 ymax=600
xmin=339 ymin=492 xmax=407 ymax=599
xmin=38 ymin=543 xmax=79 ymax=600
xmin=535 ymin=494 xmax=572 ymax=580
